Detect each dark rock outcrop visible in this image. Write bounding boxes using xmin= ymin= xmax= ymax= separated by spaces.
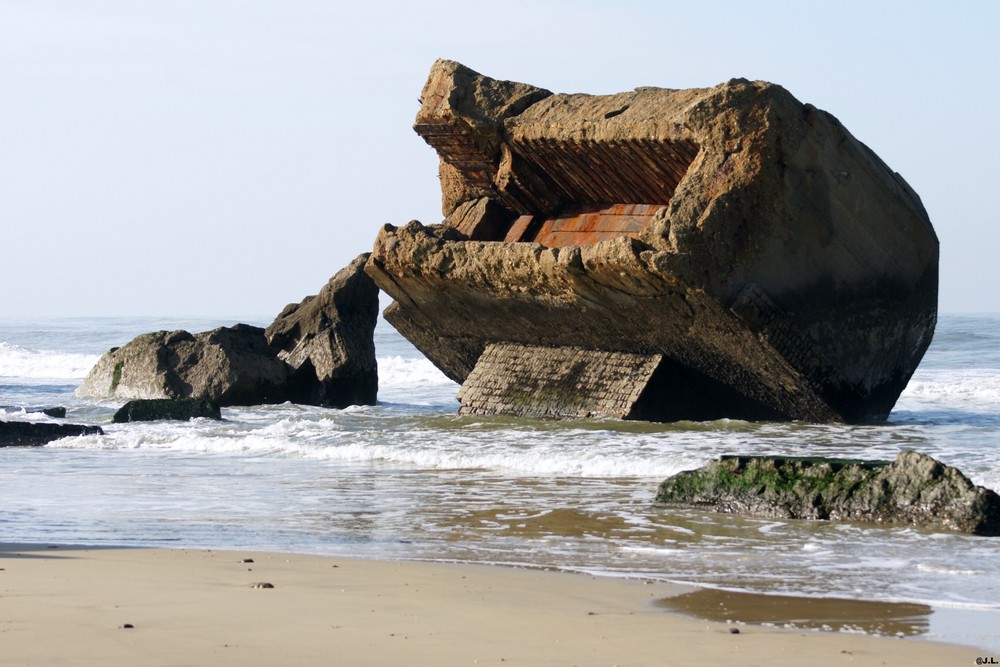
xmin=112 ymin=398 xmax=222 ymax=423
xmin=1 ymin=406 xmax=67 ymax=418
xmin=266 ymin=254 xmax=379 ymax=408
xmin=365 ymin=60 xmax=938 ymax=424
xmin=654 ymin=451 xmax=1000 ymax=535
xmin=1 ymin=421 xmax=104 ymax=447
xmin=76 ymin=255 xmax=379 ymax=408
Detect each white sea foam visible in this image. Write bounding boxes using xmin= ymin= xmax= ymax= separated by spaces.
xmin=0 ymin=342 xmax=99 ymax=380
xmin=901 ymin=368 xmax=1000 ymax=404
xmin=50 ymin=419 xmax=704 ymax=478
xmin=0 ymin=336 xmax=448 ymax=386
xmin=377 ymin=355 xmax=453 ymax=388
xmin=916 ymin=562 xmax=985 ymax=576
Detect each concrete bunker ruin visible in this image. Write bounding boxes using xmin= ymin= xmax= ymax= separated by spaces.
xmin=366 ymin=60 xmax=938 ymax=424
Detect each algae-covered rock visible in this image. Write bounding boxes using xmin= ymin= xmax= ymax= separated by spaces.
xmin=112 ymin=398 xmax=222 ymax=423
xmin=654 ymin=451 xmax=1000 ymax=535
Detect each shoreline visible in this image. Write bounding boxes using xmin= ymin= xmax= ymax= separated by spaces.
xmin=0 ymin=543 xmax=983 ymax=666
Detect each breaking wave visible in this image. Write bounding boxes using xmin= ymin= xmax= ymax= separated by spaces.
xmin=377 ymin=355 xmax=453 ymax=388
xmin=0 ymin=342 xmax=100 ymax=380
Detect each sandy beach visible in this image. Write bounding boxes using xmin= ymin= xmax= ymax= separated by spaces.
xmin=0 ymin=543 xmax=981 ymax=666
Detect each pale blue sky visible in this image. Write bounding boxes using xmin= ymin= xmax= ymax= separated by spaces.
xmin=1 ymin=1 xmax=997 ymax=317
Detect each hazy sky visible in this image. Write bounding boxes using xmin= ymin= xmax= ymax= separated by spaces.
xmin=2 ymin=1 xmax=997 ymax=317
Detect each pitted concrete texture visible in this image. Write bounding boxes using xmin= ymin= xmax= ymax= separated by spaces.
xmin=457 ymin=343 xmax=662 ymax=419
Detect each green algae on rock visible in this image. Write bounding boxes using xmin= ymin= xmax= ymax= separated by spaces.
xmin=654 ymin=451 xmax=1000 ymax=536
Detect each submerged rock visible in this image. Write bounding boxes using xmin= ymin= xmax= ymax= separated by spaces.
xmin=76 ymin=255 xmax=380 ymax=408
xmin=654 ymin=451 xmax=1000 ymax=536
xmin=365 ymin=60 xmax=937 ymax=424
xmin=1 ymin=406 xmax=67 ymax=418
xmin=0 ymin=421 xmax=104 ymax=447
xmin=112 ymin=398 xmax=222 ymax=423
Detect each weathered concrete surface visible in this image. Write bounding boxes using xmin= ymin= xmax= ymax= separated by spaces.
xmin=112 ymin=398 xmax=222 ymax=423
xmin=76 ymin=256 xmax=380 ymax=408
xmin=0 ymin=421 xmax=104 ymax=447
xmin=366 ymin=60 xmax=938 ymax=423
xmin=654 ymin=451 xmax=1000 ymax=536
xmin=457 ymin=343 xmax=662 ymax=419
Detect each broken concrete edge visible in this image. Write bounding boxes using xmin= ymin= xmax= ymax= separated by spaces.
xmin=653 ymin=451 xmax=1000 ymax=536
xmin=364 ymin=223 xmax=840 ymax=424
xmin=416 ymin=59 xmax=719 ymax=222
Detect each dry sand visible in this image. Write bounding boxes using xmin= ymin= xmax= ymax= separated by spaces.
xmin=0 ymin=543 xmax=981 ymax=666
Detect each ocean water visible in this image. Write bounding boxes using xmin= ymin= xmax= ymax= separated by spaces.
xmin=2 ymin=314 xmax=999 ymax=650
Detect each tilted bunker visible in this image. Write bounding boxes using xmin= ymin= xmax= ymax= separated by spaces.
xmin=365 ymin=60 xmax=938 ymax=423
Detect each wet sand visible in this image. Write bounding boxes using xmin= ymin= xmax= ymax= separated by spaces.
xmin=657 ymin=588 xmax=934 ymax=636
xmin=0 ymin=543 xmax=982 ymax=666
